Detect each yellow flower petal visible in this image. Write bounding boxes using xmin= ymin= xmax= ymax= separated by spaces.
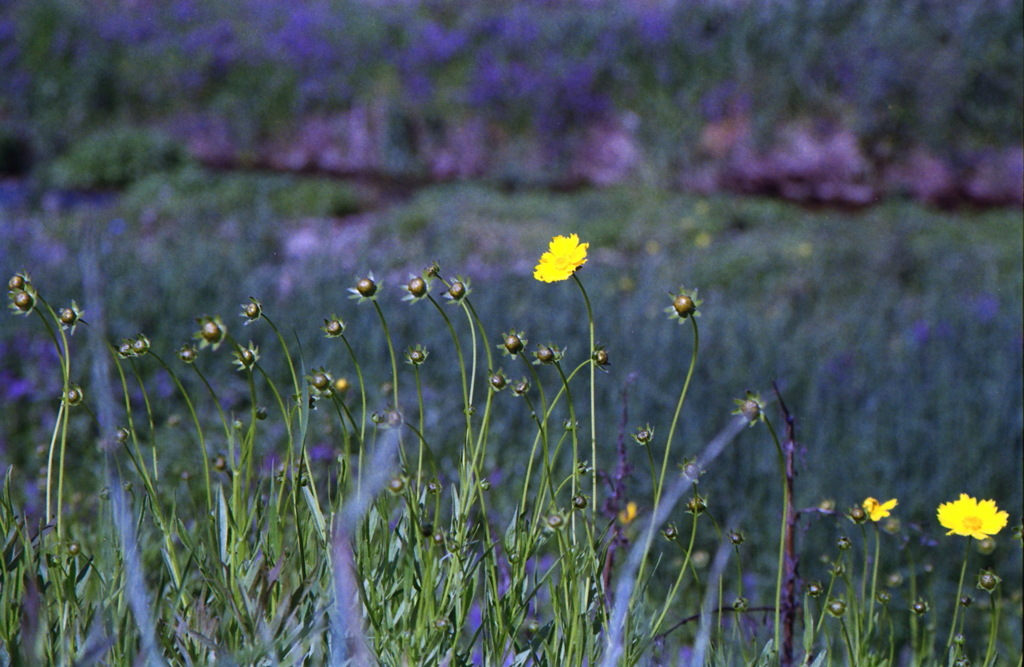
xmin=534 ymin=234 xmax=589 ymax=283
xmin=863 ymin=497 xmax=898 ymax=522
xmin=937 ymin=494 xmax=1009 ymax=540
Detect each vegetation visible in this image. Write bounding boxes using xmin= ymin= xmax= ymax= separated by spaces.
xmin=1 ymin=178 xmax=1020 ymax=665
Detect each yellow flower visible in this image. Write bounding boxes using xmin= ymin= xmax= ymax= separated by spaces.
xmin=533 ymin=234 xmax=588 ymax=283
xmin=863 ymin=497 xmax=898 ymax=522
xmin=937 ymin=494 xmax=1009 ymax=540
xmin=618 ymin=501 xmax=638 ymax=525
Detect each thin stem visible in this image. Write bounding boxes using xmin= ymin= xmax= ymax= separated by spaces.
xmin=945 ymin=539 xmax=971 ymax=653
xmin=638 ymin=316 xmax=699 ymax=587
xmin=572 ymin=274 xmax=598 ymax=522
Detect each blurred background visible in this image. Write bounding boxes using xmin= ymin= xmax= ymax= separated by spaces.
xmin=1 ymin=0 xmax=1022 ymax=639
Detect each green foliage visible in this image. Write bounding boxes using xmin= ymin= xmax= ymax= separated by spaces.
xmin=0 ymin=183 xmax=1020 ymax=665
xmin=49 ymin=126 xmax=189 ymax=190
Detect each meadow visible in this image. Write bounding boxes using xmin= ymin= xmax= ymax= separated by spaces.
xmin=1 ymin=173 xmax=1021 ymax=665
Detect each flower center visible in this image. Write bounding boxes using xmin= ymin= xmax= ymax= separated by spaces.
xmin=962 ymin=516 xmax=983 ymax=532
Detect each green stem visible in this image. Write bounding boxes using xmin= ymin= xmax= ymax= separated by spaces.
xmin=945 ymin=539 xmax=971 ymax=653
xmin=572 ymin=275 xmax=598 ymax=522
xmin=638 ymin=316 xmax=699 ymax=587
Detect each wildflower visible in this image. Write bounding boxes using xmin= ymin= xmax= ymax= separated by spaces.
xmin=618 ymin=501 xmax=638 ymax=525
xmin=131 ymin=333 xmax=150 ymax=356
xmin=240 ymin=297 xmax=262 ymax=323
xmin=532 ymin=344 xmax=563 ymax=365
xmin=937 ymin=494 xmax=1009 ymax=540
xmin=193 ymin=315 xmax=227 ymax=351
xmin=632 ymin=425 xmax=654 ymax=445
xmin=664 ymin=286 xmax=702 ymax=322
xmin=348 ymin=273 xmax=379 ymax=302
xmin=444 ymin=275 xmax=471 ymax=304
xmin=500 ymin=330 xmax=527 ymax=356
xmin=64 ymin=384 xmax=84 ymax=406
xmin=321 ymin=315 xmax=345 ymax=337
xmin=405 ymin=344 xmax=428 ymax=366
xmin=489 ymin=370 xmax=507 ymax=391
xmin=732 ymin=391 xmax=764 ymax=427
xmin=976 ymin=569 xmax=1001 ymax=592
xmin=826 ymin=599 xmax=847 ymax=617
xmin=232 ymin=341 xmax=259 ymax=372
xmin=849 ymin=506 xmax=868 ymax=524
xmin=178 ymin=344 xmax=198 ymax=363
xmin=307 ymin=368 xmax=333 ymax=395
xmin=59 ymin=300 xmax=86 ymax=334
xmin=863 ymin=497 xmax=898 ymax=522
xmin=402 ymin=266 xmax=436 ymax=304
xmin=533 ymin=234 xmax=589 ymax=283
xmin=592 ymin=344 xmax=610 ymax=370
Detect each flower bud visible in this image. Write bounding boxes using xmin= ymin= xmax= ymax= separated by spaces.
xmin=489 ymin=372 xmax=507 ymax=391
xmin=827 ymin=599 xmax=846 ymax=617
xmin=241 ymin=298 xmax=262 ymax=322
xmin=406 ymin=347 xmax=427 ymax=365
xmin=213 ymin=455 xmax=227 ymax=472
xmin=201 ymin=320 xmax=222 ymax=343
xmin=546 ymin=514 xmax=564 ymax=530
xmin=732 ymin=597 xmax=748 ymax=611
xmin=115 ymin=427 xmax=130 ymax=442
xmin=673 ymin=294 xmax=695 ymax=318
xmin=60 ymin=308 xmax=77 ymax=326
xmin=959 ymin=595 xmax=972 ymax=607
xmin=662 ymin=523 xmax=678 ymax=540
xmin=256 ymin=406 xmax=268 ymax=420
xmin=728 ymin=530 xmax=745 ymax=546
xmin=387 ymin=477 xmax=405 ymax=494
xmin=67 ymin=541 xmax=81 ymax=556
xmin=836 ymin=536 xmax=852 ymax=550
xmin=592 ymin=347 xmax=609 ymax=367
xmin=534 ymin=346 xmax=555 ymax=364
xmin=8 ymin=274 xmax=25 ymax=290
xmin=131 ymin=334 xmax=150 ymax=356
xmin=447 ymin=281 xmax=466 ymax=301
xmin=807 ymin=581 xmax=825 ymax=597
xmin=426 ymin=479 xmax=442 ymax=495
xmin=356 ymin=277 xmax=377 ymax=297
xmin=911 ymin=600 xmax=928 ymax=615
xmin=407 ymin=276 xmax=427 ymax=298
xmin=323 ymin=317 xmax=345 ymax=337
xmin=632 ymin=426 xmax=654 ymax=445
xmin=686 ymin=494 xmax=706 ymax=515
xmin=876 ymin=591 xmax=891 ymax=604
xmin=513 ymin=379 xmax=529 ymax=396
xmin=849 ymin=506 xmax=867 ymax=524
xmin=504 ymin=334 xmax=524 ymax=355
xmin=311 ymin=372 xmax=330 ymax=391
xmin=11 ymin=290 xmax=34 ymax=313
xmin=65 ymin=384 xmax=84 ymax=406
xmin=572 ymin=494 xmax=587 ymax=510
xmin=976 ymin=569 xmax=1000 ymax=592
